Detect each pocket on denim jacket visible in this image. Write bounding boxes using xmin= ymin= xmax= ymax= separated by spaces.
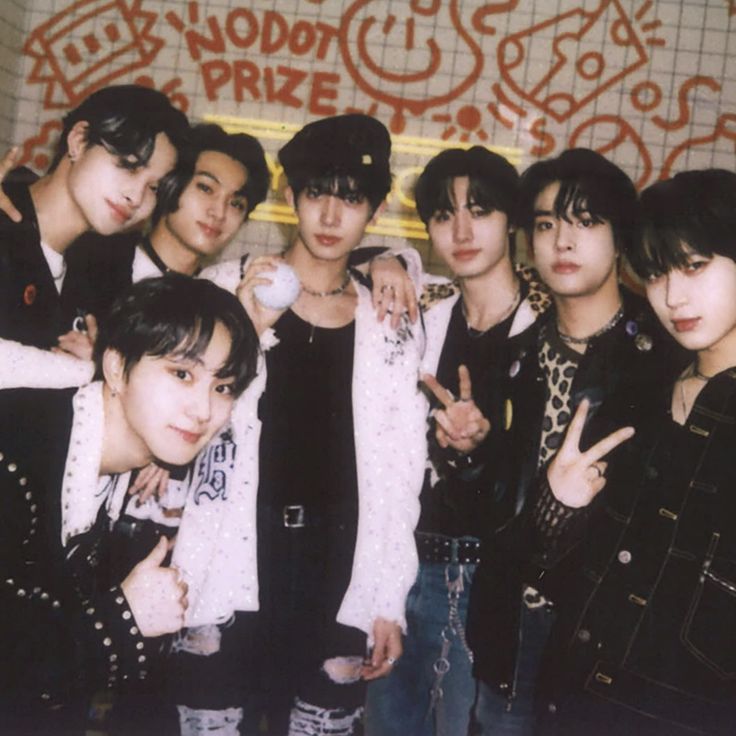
xmin=681 ymin=546 xmax=736 ymax=679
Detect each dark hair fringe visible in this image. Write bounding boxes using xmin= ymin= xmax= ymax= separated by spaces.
xmin=49 ymin=85 xmax=190 ymax=172
xmin=630 ymin=169 xmax=736 ymax=280
xmin=152 ymin=123 xmax=271 ymax=224
xmin=414 ymin=146 xmax=519 ymax=225
xmin=288 ymin=168 xmax=391 ymax=214
xmin=94 ymin=275 xmax=259 ymax=397
xmin=516 ymin=148 xmax=638 ymax=253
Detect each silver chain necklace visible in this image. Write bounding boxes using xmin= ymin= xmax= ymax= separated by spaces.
xmin=301 ymin=272 xmax=351 ymax=298
xmin=557 ymin=305 xmax=624 ymax=346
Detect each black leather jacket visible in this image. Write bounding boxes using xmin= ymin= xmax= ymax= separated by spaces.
xmin=467 ymin=289 xmax=685 ymax=706
xmin=0 ymin=388 xmax=150 ymax=721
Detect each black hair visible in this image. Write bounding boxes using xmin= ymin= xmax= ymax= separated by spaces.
xmin=152 ymin=123 xmax=270 ymax=224
xmin=516 ymin=148 xmax=638 ymax=254
xmin=94 ymin=275 xmax=259 ymax=397
xmin=279 ymin=114 xmax=392 ymax=213
xmin=414 ymin=146 xmax=519 ymax=225
xmin=48 ymin=85 xmax=190 ymax=172
xmin=287 ymin=169 xmax=390 ymax=215
xmin=629 ymin=169 xmax=736 ymax=280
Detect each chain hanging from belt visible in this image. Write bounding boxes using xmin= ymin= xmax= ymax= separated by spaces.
xmin=428 ymin=564 xmax=474 ymax=715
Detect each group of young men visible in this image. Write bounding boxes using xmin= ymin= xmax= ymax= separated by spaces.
xmin=0 ymin=82 xmax=734 ymax=736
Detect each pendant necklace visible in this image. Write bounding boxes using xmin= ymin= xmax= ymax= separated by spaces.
xmin=465 ymin=286 xmax=521 ymax=338
xmin=301 ymin=271 xmax=351 ymax=343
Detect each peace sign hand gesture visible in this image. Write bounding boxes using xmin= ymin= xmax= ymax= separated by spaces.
xmin=422 ymin=365 xmax=491 ymax=455
xmin=547 ymin=399 xmax=635 ymax=509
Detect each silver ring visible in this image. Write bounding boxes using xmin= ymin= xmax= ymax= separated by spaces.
xmin=387 ymin=656 xmax=396 ymax=665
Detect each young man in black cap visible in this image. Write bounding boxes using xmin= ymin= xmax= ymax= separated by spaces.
xmin=364 ymin=146 xmax=549 ymax=736
xmin=169 ymin=114 xmax=427 ymax=736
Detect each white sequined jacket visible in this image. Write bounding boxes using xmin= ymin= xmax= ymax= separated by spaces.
xmin=174 ymin=254 xmax=429 ymax=638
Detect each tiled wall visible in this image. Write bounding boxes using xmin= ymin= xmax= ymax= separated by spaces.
xmin=0 ymin=1 xmax=29 ymax=150
xmin=2 ymin=0 xmax=735 ymax=268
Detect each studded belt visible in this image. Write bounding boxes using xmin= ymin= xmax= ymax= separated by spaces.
xmin=416 ymin=532 xmax=482 ymax=564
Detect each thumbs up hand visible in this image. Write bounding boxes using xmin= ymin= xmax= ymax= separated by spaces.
xmin=120 ymin=536 xmax=188 ymax=637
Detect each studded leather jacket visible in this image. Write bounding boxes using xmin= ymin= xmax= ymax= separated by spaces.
xmin=0 ymin=388 xmax=150 ymax=718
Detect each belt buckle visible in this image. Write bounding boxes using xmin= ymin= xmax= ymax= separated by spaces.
xmin=283 ymin=504 xmax=306 ymax=528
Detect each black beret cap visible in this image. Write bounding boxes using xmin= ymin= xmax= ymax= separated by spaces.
xmin=279 ymin=114 xmax=391 ymax=181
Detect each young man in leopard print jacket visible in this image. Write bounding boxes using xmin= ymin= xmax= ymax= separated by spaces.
xmin=466 ymin=149 xmax=684 ymax=734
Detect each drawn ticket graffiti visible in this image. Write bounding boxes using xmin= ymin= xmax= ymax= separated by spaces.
xmin=495 ymin=0 xmax=663 ymax=123
xmin=24 ymin=0 xmax=164 ymax=109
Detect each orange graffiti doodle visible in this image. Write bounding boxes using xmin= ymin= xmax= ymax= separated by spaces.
xmin=340 ymin=0 xmax=487 ymax=133
xmin=569 ymin=114 xmax=652 ymax=189
xmin=651 ymin=75 xmax=721 ymax=131
xmin=487 ymin=82 xmax=526 ymax=130
xmin=471 ymin=1 xmax=520 ymax=35
xmin=630 ymin=80 xmax=662 ymax=112
xmin=661 ymin=113 xmax=736 ymax=179
xmin=133 ymin=75 xmax=190 ymax=113
xmin=24 ymin=0 xmax=163 ymax=109
xmin=165 ymin=3 xmax=340 ymax=63
xmin=528 ymin=118 xmax=555 ymax=158
xmin=432 ymin=106 xmax=488 ymax=142
xmin=19 ymin=120 xmax=63 ymax=172
xmin=496 ymin=0 xmax=664 ymax=123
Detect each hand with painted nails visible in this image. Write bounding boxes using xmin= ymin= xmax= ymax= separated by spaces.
xmin=422 ymin=365 xmax=491 ymax=454
xmin=369 ymin=254 xmax=419 ymax=329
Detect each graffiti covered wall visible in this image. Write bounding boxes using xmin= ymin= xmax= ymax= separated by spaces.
xmin=5 ymin=0 xmax=736 ymax=269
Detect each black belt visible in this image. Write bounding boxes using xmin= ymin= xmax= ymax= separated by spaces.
xmin=271 ymin=504 xmax=350 ymax=530
xmin=282 ymin=504 xmax=306 ymax=528
xmin=416 ymin=532 xmax=481 ymax=564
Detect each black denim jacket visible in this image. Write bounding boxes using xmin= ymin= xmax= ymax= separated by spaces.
xmin=518 ymin=368 xmax=736 ymax=734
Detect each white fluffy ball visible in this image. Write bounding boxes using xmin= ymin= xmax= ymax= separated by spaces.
xmin=253 ymin=262 xmax=301 ymax=309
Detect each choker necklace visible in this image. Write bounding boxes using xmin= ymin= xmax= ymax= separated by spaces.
xmin=678 ymin=362 xmax=714 ymax=384
xmin=677 ymin=363 xmax=712 ymax=422
xmin=465 ymin=286 xmax=521 ymax=337
xmin=557 ymin=305 xmax=624 ymax=346
xmin=691 ymin=363 xmax=714 ymax=381
xmin=141 ymin=237 xmax=171 ymax=275
xmin=301 ymin=272 xmax=350 ymax=298
xmin=140 ymin=237 xmax=201 ymax=277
